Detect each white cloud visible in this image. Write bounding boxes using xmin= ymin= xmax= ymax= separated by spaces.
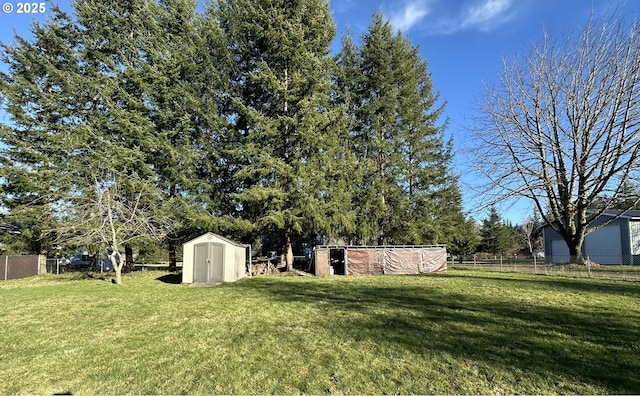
xmin=332 ymin=0 xmax=357 ymax=15
xmin=388 ymin=0 xmax=432 ymax=33
xmin=417 ymin=0 xmax=518 ymax=35
xmin=459 ymin=0 xmax=514 ymax=30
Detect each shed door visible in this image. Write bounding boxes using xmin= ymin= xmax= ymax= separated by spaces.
xmin=194 ymin=243 xmax=225 ymax=283
xmin=210 ymin=243 xmax=224 ymax=282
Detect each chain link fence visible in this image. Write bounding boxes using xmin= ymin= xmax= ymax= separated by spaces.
xmin=450 ymin=255 xmax=640 ymax=281
xmin=45 ymin=253 xmax=183 ymax=274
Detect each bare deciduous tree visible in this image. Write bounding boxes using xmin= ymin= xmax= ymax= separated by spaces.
xmin=520 ymin=212 xmax=543 ymax=256
xmin=471 ymin=12 xmax=640 ymax=263
xmin=57 ymin=173 xmax=173 ymax=284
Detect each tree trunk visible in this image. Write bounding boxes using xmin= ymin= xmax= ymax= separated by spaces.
xmin=284 ymin=231 xmax=294 ymax=272
xmin=568 ymin=240 xmax=585 ymax=265
xmin=168 ymin=239 xmax=177 ymax=272
xmin=111 ymin=250 xmax=123 ymax=285
xmin=124 ymin=245 xmax=134 ymax=273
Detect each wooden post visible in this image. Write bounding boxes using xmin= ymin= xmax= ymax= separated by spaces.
xmin=39 ymin=255 xmax=46 ymax=275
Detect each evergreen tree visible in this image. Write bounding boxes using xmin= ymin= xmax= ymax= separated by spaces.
xmin=0 ymin=7 xmax=84 ymax=255
xmin=71 ymin=0 xmax=171 ymax=282
xmin=353 ymin=15 xmax=405 ymax=244
xmin=146 ymin=0 xmax=230 ymax=270
xmin=216 ymin=0 xmax=344 ymax=270
xmin=0 ymin=1 xmax=178 ymax=283
xmin=479 ymin=207 xmax=515 ymax=255
xmin=448 ymin=216 xmax=481 ymax=256
xmin=336 ymin=13 xmax=461 ymax=245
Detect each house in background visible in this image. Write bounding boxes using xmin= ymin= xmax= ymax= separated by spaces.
xmin=543 ymin=210 xmax=640 ymax=265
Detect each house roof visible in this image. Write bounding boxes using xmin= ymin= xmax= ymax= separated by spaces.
xmin=542 ymin=210 xmax=640 ymax=230
xmin=590 ymin=209 xmax=640 ymax=220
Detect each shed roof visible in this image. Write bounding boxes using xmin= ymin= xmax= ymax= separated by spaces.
xmin=183 ymin=232 xmax=247 ymax=248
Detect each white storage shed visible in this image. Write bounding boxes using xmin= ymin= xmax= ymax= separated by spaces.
xmin=182 ymin=233 xmax=250 ymax=284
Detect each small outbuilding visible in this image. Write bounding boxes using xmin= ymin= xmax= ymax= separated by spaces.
xmin=543 ymin=210 xmax=640 ymax=265
xmin=313 ymin=245 xmax=447 ymax=276
xmin=182 ymin=233 xmax=250 ymax=284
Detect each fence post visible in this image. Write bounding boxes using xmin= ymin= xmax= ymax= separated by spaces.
xmin=4 ymin=256 xmax=7 ymax=281
xmin=500 ymin=255 xmax=503 ymax=272
xmin=587 ymin=256 xmax=591 ymax=278
xmin=39 ymin=255 xmax=46 ymax=275
xmin=534 ymin=255 xmax=537 ymax=274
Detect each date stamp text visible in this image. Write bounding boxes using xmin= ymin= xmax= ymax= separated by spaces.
xmin=2 ymin=2 xmax=47 ymax=14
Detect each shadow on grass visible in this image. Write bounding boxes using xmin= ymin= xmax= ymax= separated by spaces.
xmin=46 ymin=272 xmax=112 ymax=282
xmin=234 ymin=275 xmax=640 ymax=394
xmin=447 ymin=271 xmax=640 ymax=296
xmin=156 ymin=273 xmax=182 ymax=284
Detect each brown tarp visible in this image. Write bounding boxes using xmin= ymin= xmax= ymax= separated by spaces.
xmin=422 ymin=248 xmax=447 ymax=273
xmin=344 ymin=246 xmax=447 ymax=275
xmin=315 ymin=249 xmax=329 ymax=276
xmin=314 ymin=246 xmax=447 ymax=276
xmin=347 ymin=249 xmax=384 ymax=275
xmin=385 ymin=248 xmax=421 ymax=274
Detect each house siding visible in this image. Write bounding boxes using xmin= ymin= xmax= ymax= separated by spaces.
xmin=630 ymin=221 xmax=640 ymax=265
xmin=630 ymin=221 xmax=640 ymax=255
xmin=543 ymin=216 xmax=632 ymax=264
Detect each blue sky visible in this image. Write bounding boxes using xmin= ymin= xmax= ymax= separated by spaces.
xmin=1 ymin=0 xmax=639 ymax=224
xmin=331 ymin=0 xmax=640 ymax=224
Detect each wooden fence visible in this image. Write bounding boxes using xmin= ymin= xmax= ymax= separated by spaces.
xmin=0 ymin=255 xmax=44 ymax=280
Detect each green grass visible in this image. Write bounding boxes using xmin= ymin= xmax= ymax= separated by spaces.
xmin=452 ymin=261 xmax=640 ymax=282
xmin=1 ymin=270 xmax=639 ymax=394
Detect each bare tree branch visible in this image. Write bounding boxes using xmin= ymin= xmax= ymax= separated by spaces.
xmin=53 ymin=172 xmax=175 ymax=284
xmin=468 ymin=11 xmax=640 ymax=263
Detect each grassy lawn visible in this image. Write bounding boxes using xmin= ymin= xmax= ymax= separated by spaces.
xmin=451 ymin=262 xmax=640 ymax=282
xmin=1 ymin=270 xmax=639 ymax=395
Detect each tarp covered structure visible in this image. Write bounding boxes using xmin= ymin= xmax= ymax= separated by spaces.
xmin=314 ymin=245 xmax=447 ymax=276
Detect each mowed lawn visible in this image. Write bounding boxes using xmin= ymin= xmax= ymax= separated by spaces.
xmin=1 ymin=270 xmax=639 ymax=395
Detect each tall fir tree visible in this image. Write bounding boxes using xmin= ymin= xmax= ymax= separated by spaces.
xmin=1 ymin=0 xmax=234 ymax=272
xmin=0 ymin=7 xmax=80 ymax=254
xmin=146 ymin=0 xmax=231 ymax=270
xmin=0 ymin=1 xmax=180 ymax=282
xmin=336 ymin=13 xmax=463 ymax=245
xmin=216 ymin=0 xmax=346 ymax=270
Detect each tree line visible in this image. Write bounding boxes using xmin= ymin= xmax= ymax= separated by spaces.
xmin=0 ymin=0 xmax=477 ymax=281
